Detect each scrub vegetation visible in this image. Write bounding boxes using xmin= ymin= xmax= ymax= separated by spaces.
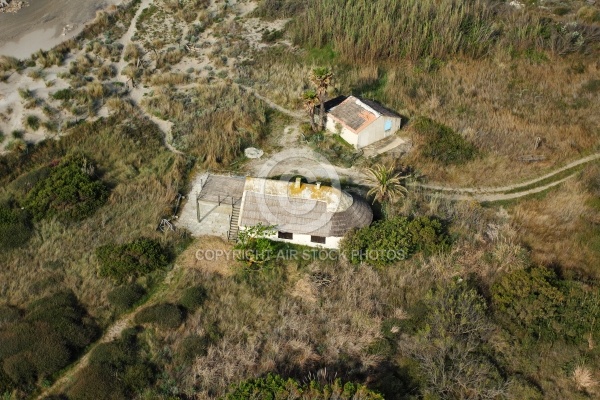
xmin=1 ymin=0 xmax=599 ymax=399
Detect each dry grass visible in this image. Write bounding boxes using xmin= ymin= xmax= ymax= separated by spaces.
xmin=178 ymin=260 xmax=386 ymax=397
xmin=148 ymin=72 xmax=190 ymax=86
xmin=142 ymin=84 xmax=268 ymax=168
xmin=572 ymin=365 xmax=598 ymax=394
xmin=178 ymin=236 xmax=235 ymax=277
xmin=0 ymin=113 xmax=187 ymax=324
xmin=511 ymin=170 xmax=600 ymax=277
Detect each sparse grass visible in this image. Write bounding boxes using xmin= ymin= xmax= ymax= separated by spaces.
xmin=27 ymin=69 xmax=45 ymax=81
xmin=0 ymin=55 xmax=21 ymax=72
xmin=142 ymin=84 xmax=268 ymax=168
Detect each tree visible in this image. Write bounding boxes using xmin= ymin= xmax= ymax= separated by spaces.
xmin=310 ymin=67 xmax=333 ymax=130
xmin=364 ymin=164 xmax=409 ymax=216
xmin=235 ymin=223 xmax=278 ymax=266
xmin=302 ymin=89 xmax=319 ymax=132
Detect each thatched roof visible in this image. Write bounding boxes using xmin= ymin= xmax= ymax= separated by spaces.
xmin=238 ymin=178 xmax=372 ymax=237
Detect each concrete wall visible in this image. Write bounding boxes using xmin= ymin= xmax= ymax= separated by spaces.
xmin=357 ymin=116 xmax=402 ymax=149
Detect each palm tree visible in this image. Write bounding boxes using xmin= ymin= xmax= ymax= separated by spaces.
xmin=365 ymin=164 xmax=409 ymax=206
xmin=302 ymin=89 xmax=319 ymax=132
xmin=310 ymin=67 xmax=333 ymax=131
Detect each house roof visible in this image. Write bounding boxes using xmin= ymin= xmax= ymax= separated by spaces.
xmin=238 ymin=177 xmax=372 ymax=237
xmin=326 ymin=96 xmax=401 ymax=134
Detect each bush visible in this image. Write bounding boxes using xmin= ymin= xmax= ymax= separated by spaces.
xmin=51 ymin=88 xmax=74 ymax=101
xmin=414 ymin=117 xmax=477 ymax=165
xmin=108 ymin=284 xmax=146 ymax=313
xmin=134 ymin=303 xmax=184 ymax=329
xmin=25 ymin=115 xmax=40 ymax=131
xmin=0 ymin=291 xmax=98 ymax=392
xmin=341 ymin=216 xmax=450 ymax=265
xmin=24 ymin=155 xmax=109 ymax=222
xmin=96 ymin=238 xmax=170 ymax=282
xmin=70 ymin=328 xmax=154 ymax=400
xmin=226 ymin=373 xmax=384 ymax=399
xmin=492 ymin=267 xmax=600 ymax=343
xmin=0 ymin=201 xmax=33 ymax=251
xmin=178 ymin=285 xmax=207 ymax=311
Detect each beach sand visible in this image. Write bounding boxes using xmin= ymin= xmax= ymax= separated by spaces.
xmin=0 ymin=0 xmax=125 ymax=59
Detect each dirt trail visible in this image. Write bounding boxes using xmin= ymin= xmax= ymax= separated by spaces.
xmin=417 ymin=153 xmax=600 ymax=194
xmin=36 ymin=313 xmax=136 ymax=399
xmin=240 ymin=84 xmax=307 ymax=120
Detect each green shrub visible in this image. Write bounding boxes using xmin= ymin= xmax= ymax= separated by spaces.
xmin=25 ymin=115 xmax=40 ymax=131
xmin=108 ymin=284 xmax=146 ymax=313
xmin=492 ymin=267 xmax=600 ymax=343
xmin=11 ymin=130 xmax=23 ymax=139
xmin=24 ymin=155 xmax=109 ymax=222
xmin=178 ymin=285 xmax=207 ymax=311
xmin=225 ymin=373 xmax=384 ymax=399
xmin=261 ymin=29 xmax=284 ymax=43
xmin=414 ymin=117 xmax=477 ymax=165
xmin=51 ymin=88 xmax=74 ymax=101
xmin=0 ymin=291 xmax=98 ymax=392
xmin=134 ymin=303 xmax=184 ymax=329
xmin=0 ymin=201 xmax=33 ymax=251
xmin=96 ymin=238 xmax=170 ymax=282
xmin=341 ymin=216 xmax=450 ymax=265
xmin=70 ymin=328 xmax=154 ymax=400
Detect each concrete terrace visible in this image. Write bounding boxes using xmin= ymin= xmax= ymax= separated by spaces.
xmin=177 ymin=173 xmax=245 ymax=238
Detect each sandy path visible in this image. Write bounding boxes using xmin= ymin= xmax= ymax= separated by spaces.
xmin=113 ymin=0 xmax=183 ymax=154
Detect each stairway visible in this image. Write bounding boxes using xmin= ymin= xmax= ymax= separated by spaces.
xmin=227 ymin=201 xmax=241 ymax=242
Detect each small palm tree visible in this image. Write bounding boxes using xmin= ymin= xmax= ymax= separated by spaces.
xmin=302 ymin=89 xmax=319 ymax=132
xmin=365 ymin=164 xmax=409 ymax=205
xmin=310 ymin=67 xmax=333 ymax=130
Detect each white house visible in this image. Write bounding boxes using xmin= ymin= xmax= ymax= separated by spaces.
xmin=323 ymin=96 xmax=402 ymax=149
xmin=237 ymin=177 xmax=373 ymax=249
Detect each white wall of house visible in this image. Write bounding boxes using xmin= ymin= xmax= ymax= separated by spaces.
xmin=325 ymin=116 xmax=359 ymax=148
xmin=266 ymin=232 xmax=342 ymax=249
xmin=357 ymin=116 xmax=402 ymax=149
xmin=239 ymin=225 xmax=342 ymax=249
xmin=326 ymin=114 xmax=402 ymax=149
